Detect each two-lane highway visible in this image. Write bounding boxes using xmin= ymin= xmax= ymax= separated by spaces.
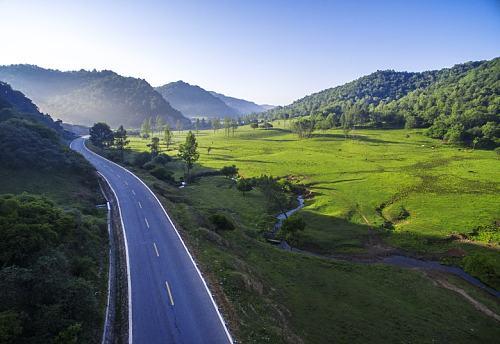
xmin=70 ymin=137 xmax=232 ymax=344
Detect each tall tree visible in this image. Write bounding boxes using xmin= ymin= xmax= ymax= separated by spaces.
xmin=147 ymin=137 xmax=160 ymax=157
xmin=162 ymin=124 xmax=173 ymax=149
xmin=90 ymin=122 xmax=114 ymax=148
xmin=155 ymin=115 xmax=165 ymax=136
xmin=114 ymin=125 xmax=129 ymax=160
xmin=178 ymin=131 xmax=199 ymax=179
xmin=195 ymin=118 xmax=200 ymax=133
xmin=140 ymin=117 xmax=152 ymax=138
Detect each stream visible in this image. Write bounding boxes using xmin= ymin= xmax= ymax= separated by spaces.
xmin=273 ymin=196 xmax=499 ymax=298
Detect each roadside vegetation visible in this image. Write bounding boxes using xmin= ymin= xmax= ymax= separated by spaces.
xmin=0 ymin=82 xmax=107 ymax=343
xmin=90 ymin=120 xmax=500 ymax=343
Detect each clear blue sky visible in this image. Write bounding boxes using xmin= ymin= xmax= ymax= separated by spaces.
xmin=0 ymin=0 xmax=499 ymax=105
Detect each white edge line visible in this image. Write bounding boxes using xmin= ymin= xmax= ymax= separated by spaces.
xmin=95 ymin=170 xmax=133 ymax=344
xmin=80 ymin=138 xmax=233 ymax=343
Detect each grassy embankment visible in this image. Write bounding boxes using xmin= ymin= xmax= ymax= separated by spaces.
xmin=112 ymin=124 xmax=500 ymax=343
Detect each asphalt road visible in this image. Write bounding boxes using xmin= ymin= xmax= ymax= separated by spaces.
xmin=70 ymin=137 xmax=233 ymax=344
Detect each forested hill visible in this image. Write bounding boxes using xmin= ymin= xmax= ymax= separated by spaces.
xmin=155 ymin=80 xmax=271 ymax=118
xmin=0 ymin=65 xmax=190 ymax=128
xmin=0 ymin=83 xmax=107 ymax=343
xmin=261 ymin=58 xmax=499 ymax=146
xmin=209 ymin=91 xmax=272 ymax=115
xmin=155 ymin=81 xmax=238 ymax=118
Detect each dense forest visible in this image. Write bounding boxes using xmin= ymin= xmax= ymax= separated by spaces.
xmin=0 ymin=82 xmax=107 ymax=343
xmin=259 ymin=58 xmax=499 ymax=146
xmin=0 ymin=65 xmax=190 ymax=128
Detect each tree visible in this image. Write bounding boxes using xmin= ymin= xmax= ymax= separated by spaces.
xmin=291 ymin=118 xmax=315 ymax=138
xmin=176 ymin=119 xmax=183 ymax=133
xmin=147 ymin=137 xmax=160 ymax=157
xmin=155 ymin=115 xmax=165 ymax=136
xmin=178 ymin=131 xmax=199 ymax=179
xmin=89 ymin=122 xmax=114 ymax=148
xmin=223 ymin=117 xmax=231 ymax=137
xmin=236 ymin=178 xmax=253 ymax=196
xmin=140 ymin=117 xmax=152 ymax=138
xmin=114 ymin=125 xmax=129 ymax=160
xmin=221 ymin=165 xmax=238 ymax=178
xmin=250 ymin=122 xmax=259 ymax=129
xmin=278 ymin=215 xmax=306 ymax=245
xmin=162 ymin=124 xmax=173 ymax=149
xmin=195 ymin=118 xmax=200 ymax=133
xmin=340 ymin=110 xmax=354 ymax=139
xmin=256 ymin=175 xmax=288 ymax=217
xmin=231 ymin=119 xmax=238 ymax=136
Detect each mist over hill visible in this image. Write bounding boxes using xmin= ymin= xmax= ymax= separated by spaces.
xmin=155 ymin=80 xmax=273 ymax=118
xmin=0 ymin=65 xmax=190 ymax=128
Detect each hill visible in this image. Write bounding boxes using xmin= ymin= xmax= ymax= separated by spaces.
xmin=0 ymin=65 xmax=190 ymax=128
xmin=209 ymin=91 xmax=272 ymax=115
xmin=155 ymin=81 xmax=237 ymax=118
xmin=261 ymin=58 xmax=498 ymax=146
xmin=155 ymin=81 xmax=272 ymax=118
xmin=0 ymin=82 xmax=107 ymax=343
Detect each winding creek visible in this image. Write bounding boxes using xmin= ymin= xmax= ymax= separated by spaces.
xmin=274 ymin=196 xmax=499 ymax=298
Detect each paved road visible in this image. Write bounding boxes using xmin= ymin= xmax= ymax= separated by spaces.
xmin=70 ymin=137 xmax=233 ymax=344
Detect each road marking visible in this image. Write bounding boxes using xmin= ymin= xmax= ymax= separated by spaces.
xmin=79 ymin=138 xmax=233 ymax=343
xmin=117 ymin=174 xmax=121 ymax=179
xmin=153 ymin=242 xmax=159 ymax=257
xmin=165 ymin=281 xmax=175 ymax=306
xmin=138 ymin=201 xmax=142 ymax=208
xmin=124 ymin=181 xmax=128 ymax=186
xmin=132 ymin=190 xmax=136 ymax=196
xmin=144 ymin=217 xmax=150 ymax=229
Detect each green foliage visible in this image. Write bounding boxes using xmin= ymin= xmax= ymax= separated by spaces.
xmin=0 ymin=65 xmax=189 ymax=128
xmin=147 ymin=137 xmax=160 ymax=157
xmin=150 ymin=166 xmax=174 ymax=183
xmin=114 ymin=125 xmax=129 ymax=159
xmin=220 ymin=165 xmax=239 ymax=178
xmin=291 ymin=118 xmax=315 ymax=138
xmin=462 ymin=252 xmax=500 ymax=290
xmin=133 ymin=151 xmax=152 ymax=167
xmin=89 ymin=122 xmax=114 ymax=148
xmin=236 ymin=178 xmax=253 ymax=195
xmin=259 ymin=58 xmax=499 ymax=146
xmin=178 ymin=131 xmax=199 ymax=176
xmin=209 ymin=213 xmax=235 ymax=231
xmin=0 ymin=194 xmax=106 ymax=343
xmin=279 ymin=215 xmax=306 ymax=245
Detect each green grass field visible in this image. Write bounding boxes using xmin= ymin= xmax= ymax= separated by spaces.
xmin=129 ymin=125 xmax=499 ymax=255
xmin=119 ymin=125 xmax=500 ymax=343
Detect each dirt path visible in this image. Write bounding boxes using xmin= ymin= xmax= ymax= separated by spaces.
xmin=432 ymin=274 xmax=500 ymax=322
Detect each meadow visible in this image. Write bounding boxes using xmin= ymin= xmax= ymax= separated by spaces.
xmin=119 ymin=124 xmax=500 ymax=342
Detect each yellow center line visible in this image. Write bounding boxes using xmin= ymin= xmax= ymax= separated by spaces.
xmin=165 ymin=281 xmax=175 ymax=306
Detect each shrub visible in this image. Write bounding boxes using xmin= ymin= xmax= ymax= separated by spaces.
xmin=220 ymin=165 xmax=239 ymax=178
xmin=150 ymin=166 xmax=174 ymax=182
xmin=133 ymin=151 xmax=151 ymax=167
xmin=153 ymin=153 xmax=172 ymax=165
xmin=209 ymin=213 xmax=235 ymax=231
xmin=142 ymin=161 xmax=156 ymax=170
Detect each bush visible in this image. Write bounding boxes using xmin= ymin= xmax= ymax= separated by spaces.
xmin=153 ymin=153 xmax=172 ymax=165
xmin=133 ymin=151 xmax=151 ymax=167
xmin=220 ymin=165 xmax=239 ymax=178
xmin=209 ymin=213 xmax=235 ymax=231
xmin=150 ymin=166 xmax=174 ymax=182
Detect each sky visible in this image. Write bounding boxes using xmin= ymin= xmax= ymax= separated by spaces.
xmin=0 ymin=0 xmax=499 ymax=105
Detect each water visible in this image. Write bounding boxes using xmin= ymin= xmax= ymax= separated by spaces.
xmin=382 ymin=255 xmax=500 ymax=298
xmin=271 ymin=197 xmax=500 ymax=298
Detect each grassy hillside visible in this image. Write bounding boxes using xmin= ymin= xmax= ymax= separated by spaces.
xmin=102 ymin=125 xmax=500 ymax=343
xmin=0 ymin=65 xmax=189 ymax=128
xmin=260 ymin=58 xmax=498 ymax=146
